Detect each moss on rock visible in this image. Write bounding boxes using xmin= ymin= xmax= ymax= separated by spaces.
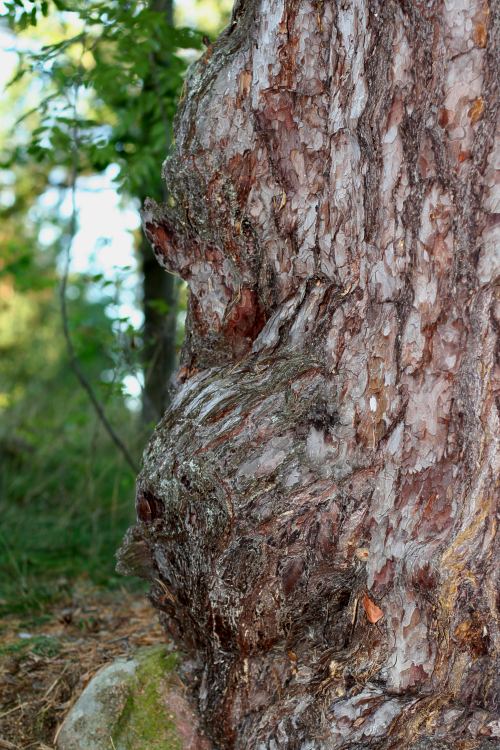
xmin=112 ymin=647 xmax=181 ymax=750
xmin=57 ymin=646 xmax=184 ymax=750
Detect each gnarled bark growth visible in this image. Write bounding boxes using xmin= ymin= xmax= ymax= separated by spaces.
xmin=118 ymin=1 xmax=499 ymax=747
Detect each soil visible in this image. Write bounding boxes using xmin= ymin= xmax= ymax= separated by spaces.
xmin=0 ymin=585 xmax=165 ymax=750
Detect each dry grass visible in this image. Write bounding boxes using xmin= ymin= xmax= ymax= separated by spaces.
xmin=0 ymin=585 xmax=165 ymax=749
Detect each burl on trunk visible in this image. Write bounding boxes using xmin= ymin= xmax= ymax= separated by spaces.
xmin=118 ymin=1 xmax=499 ymax=747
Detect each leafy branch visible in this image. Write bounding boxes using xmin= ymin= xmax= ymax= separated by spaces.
xmin=3 ymin=1 xmax=205 ymax=199
xmin=59 ymin=81 xmax=138 ymax=473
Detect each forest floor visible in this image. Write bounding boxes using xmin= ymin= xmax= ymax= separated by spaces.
xmin=0 ymin=584 xmax=165 ymax=749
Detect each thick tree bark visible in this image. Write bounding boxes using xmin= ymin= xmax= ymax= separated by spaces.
xmin=119 ymin=1 xmax=499 ymax=747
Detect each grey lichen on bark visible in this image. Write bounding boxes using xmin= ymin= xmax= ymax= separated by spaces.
xmin=118 ymin=0 xmax=499 ymax=747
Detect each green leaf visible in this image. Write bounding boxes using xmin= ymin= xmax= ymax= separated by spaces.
xmin=18 ymin=11 xmax=29 ymax=29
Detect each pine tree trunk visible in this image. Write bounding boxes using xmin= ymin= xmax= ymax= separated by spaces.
xmin=119 ymin=1 xmax=499 ymax=746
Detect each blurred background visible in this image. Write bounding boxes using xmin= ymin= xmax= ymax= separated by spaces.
xmin=0 ymin=0 xmax=231 ymax=617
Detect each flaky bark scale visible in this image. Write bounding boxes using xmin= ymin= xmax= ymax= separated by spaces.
xmin=118 ymin=1 xmax=499 ymax=747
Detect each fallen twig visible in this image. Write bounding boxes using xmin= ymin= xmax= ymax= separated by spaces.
xmin=0 ymin=738 xmax=19 ymax=750
xmin=0 ymin=702 xmax=27 ymax=720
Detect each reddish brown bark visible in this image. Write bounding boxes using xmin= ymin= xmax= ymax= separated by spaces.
xmin=118 ymin=1 xmax=499 ymax=747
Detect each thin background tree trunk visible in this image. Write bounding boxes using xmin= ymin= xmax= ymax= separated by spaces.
xmin=140 ymin=232 xmax=178 ymax=425
xmin=140 ymin=0 xmax=178 ymax=426
xmin=119 ymin=0 xmax=499 ymax=746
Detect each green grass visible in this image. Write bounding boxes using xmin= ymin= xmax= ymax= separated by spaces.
xmin=0 ymin=397 xmax=147 ymax=617
xmin=0 ymin=634 xmax=62 ymax=658
xmin=0 ymin=273 xmax=153 ymax=617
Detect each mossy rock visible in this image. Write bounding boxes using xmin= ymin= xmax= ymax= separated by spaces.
xmin=112 ymin=647 xmax=181 ymax=750
xmin=57 ymin=646 xmax=205 ymax=750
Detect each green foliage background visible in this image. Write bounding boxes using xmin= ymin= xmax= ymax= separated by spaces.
xmin=0 ymin=0 xmax=231 ymax=616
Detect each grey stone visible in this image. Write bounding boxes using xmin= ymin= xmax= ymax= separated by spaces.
xmin=56 ymin=646 xmax=183 ymax=750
